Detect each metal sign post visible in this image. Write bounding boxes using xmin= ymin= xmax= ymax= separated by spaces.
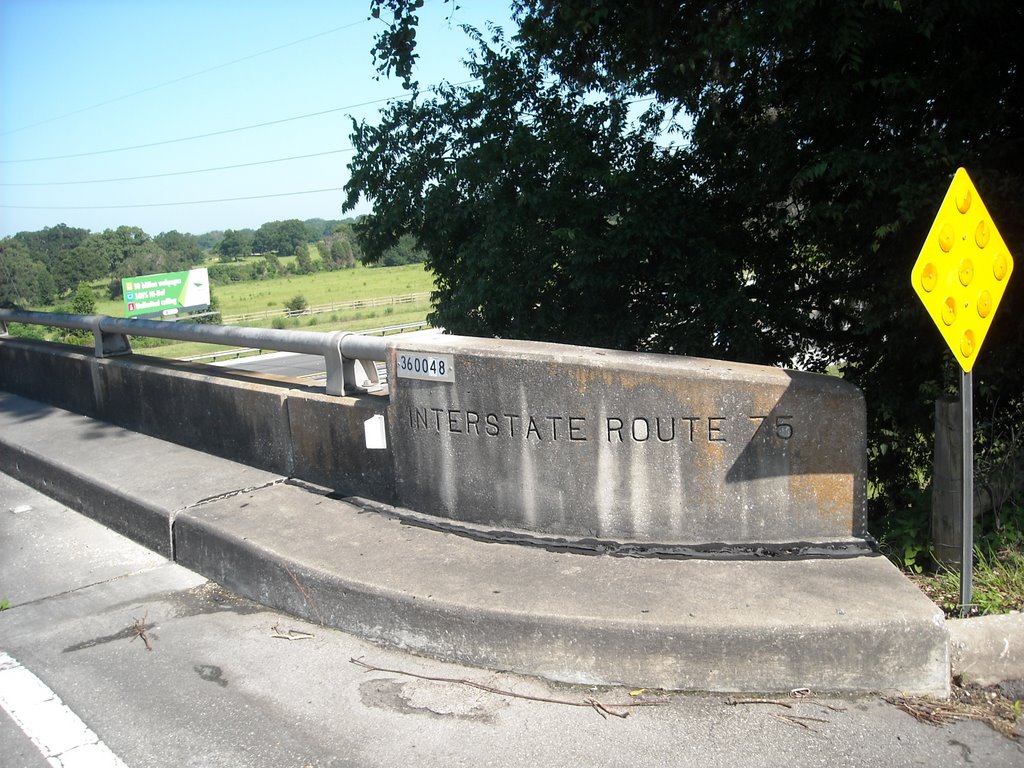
xmin=911 ymin=167 xmax=1013 ymax=617
xmin=960 ymin=369 xmax=973 ymax=614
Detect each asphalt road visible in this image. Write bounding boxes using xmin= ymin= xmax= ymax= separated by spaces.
xmin=212 ymin=351 xmax=327 ymax=378
xmin=1 ymin=471 xmax=1022 ymax=768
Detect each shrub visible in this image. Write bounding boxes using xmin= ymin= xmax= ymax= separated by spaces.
xmin=284 ymin=294 xmax=308 ymax=315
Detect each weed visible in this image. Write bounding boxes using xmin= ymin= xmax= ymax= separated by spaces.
xmin=877 ymin=486 xmax=931 ymax=573
xmin=914 ymin=545 xmax=1024 ymax=616
xmin=0 ymin=598 xmax=10 ymax=611
xmin=910 ymin=500 xmax=1024 ymax=616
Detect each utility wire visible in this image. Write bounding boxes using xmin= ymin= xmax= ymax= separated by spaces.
xmin=0 ymin=187 xmax=345 ymax=210
xmin=0 ymin=98 xmax=390 ymax=164
xmin=0 ymin=80 xmax=478 ymax=164
xmin=1 ymin=0 xmax=456 ymax=137
xmin=0 ymin=149 xmax=355 ymax=186
xmin=0 ymin=19 xmax=370 ymax=137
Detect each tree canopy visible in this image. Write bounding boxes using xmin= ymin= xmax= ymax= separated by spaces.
xmin=252 ymin=219 xmax=312 ymax=257
xmin=351 ymin=0 xmax=1024 ymax=524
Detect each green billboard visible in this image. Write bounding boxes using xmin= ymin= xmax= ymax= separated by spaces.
xmin=122 ymin=268 xmax=210 ymax=318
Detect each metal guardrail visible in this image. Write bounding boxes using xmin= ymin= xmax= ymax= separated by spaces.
xmin=0 ymin=309 xmax=391 ymax=397
xmin=178 ymin=321 xmax=429 ymax=364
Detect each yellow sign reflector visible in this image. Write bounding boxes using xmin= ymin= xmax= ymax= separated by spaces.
xmin=938 ymin=223 xmax=955 ymax=252
xmin=960 ymin=330 xmax=975 ymax=358
xmin=921 ymin=263 xmax=938 ymax=291
xmin=993 ymin=252 xmax=1009 ymax=280
xmin=975 ymin=219 xmax=991 ymax=248
xmin=977 ymin=290 xmax=992 ymax=318
xmin=942 ymin=297 xmax=957 ymax=325
xmin=956 ymin=184 xmax=972 ymax=214
xmin=958 ymin=258 xmax=974 ymax=286
xmin=911 ymin=168 xmax=1015 ymax=371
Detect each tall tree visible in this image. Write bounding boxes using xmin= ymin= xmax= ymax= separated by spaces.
xmin=54 ymin=238 xmax=109 ymax=295
xmin=217 ymin=229 xmax=254 ymax=262
xmin=13 ymin=224 xmax=90 ymax=273
xmin=253 ymin=219 xmax=309 ymax=257
xmin=154 ymin=230 xmax=204 ymax=269
xmin=275 ymin=219 xmax=311 ymax=257
xmin=0 ymin=238 xmax=55 ymax=307
xmin=347 ymin=27 xmax=701 ymax=349
xmin=324 ymin=235 xmax=356 ymax=269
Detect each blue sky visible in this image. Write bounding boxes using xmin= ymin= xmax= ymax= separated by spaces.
xmin=0 ymin=0 xmax=514 ymax=238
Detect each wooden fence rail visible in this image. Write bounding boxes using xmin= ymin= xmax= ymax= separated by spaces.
xmin=220 ymin=291 xmax=431 ymax=325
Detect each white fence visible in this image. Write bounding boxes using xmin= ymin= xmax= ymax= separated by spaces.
xmin=221 ymin=291 xmax=431 ymax=325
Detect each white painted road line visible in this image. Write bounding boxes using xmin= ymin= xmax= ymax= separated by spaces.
xmin=0 ymin=652 xmax=128 ymax=768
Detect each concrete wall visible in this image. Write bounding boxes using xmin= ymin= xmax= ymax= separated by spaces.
xmin=0 ymin=337 xmax=394 ymax=503
xmin=1 ymin=333 xmax=868 ymax=549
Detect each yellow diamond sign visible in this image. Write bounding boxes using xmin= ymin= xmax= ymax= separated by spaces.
xmin=911 ymin=167 xmax=1014 ymax=372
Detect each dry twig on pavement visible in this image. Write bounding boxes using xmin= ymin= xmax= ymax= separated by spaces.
xmin=886 ymin=693 xmax=1020 ymax=739
xmin=271 ymin=624 xmax=315 ymax=641
xmin=130 ymin=612 xmax=152 ymax=652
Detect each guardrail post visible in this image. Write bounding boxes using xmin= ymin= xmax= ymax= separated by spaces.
xmin=336 ymin=332 xmax=384 ymax=396
xmin=93 ymin=317 xmax=132 ymax=357
xmin=0 ymin=318 xmax=8 ymax=336
xmin=324 ymin=331 xmax=348 ymax=396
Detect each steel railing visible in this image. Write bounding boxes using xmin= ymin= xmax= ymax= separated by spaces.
xmin=178 ymin=321 xmax=428 ymax=364
xmin=0 ymin=308 xmax=394 ymax=397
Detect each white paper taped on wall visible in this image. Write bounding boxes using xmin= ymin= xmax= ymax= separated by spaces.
xmin=364 ymin=414 xmax=387 ymax=450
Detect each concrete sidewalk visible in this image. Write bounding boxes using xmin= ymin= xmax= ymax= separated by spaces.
xmin=0 ymin=391 xmax=1019 ymax=695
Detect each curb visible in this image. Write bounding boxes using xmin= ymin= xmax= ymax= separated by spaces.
xmin=948 ymin=612 xmax=1024 ymax=687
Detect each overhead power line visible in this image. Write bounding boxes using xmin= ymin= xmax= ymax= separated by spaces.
xmin=0 ymin=149 xmax=355 ymax=186
xmin=0 ymin=80 xmax=479 ymax=164
xmin=0 ymin=187 xmax=345 ymax=210
xmin=0 ymin=18 xmax=369 ymax=137
xmin=0 ymin=98 xmax=392 ymax=164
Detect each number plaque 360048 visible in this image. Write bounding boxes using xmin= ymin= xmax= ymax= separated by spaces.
xmin=396 ymin=352 xmax=455 ymax=383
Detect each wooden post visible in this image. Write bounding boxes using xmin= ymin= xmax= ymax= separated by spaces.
xmin=931 ymin=396 xmax=962 ymax=567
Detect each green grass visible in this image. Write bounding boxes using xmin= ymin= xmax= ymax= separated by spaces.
xmin=82 ymin=263 xmax=433 ymax=318
xmin=912 ymin=545 xmax=1024 ymax=617
xmin=905 ymin=500 xmax=1024 ymax=617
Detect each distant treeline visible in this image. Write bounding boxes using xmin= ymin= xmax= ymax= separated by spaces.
xmin=0 ymin=217 xmax=426 ymax=308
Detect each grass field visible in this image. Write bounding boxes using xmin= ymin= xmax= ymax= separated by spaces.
xmin=86 ymin=262 xmax=434 ymax=318
xmin=21 ymin=263 xmax=437 ymax=360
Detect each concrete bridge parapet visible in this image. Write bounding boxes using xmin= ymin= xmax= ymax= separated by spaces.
xmin=384 ymin=336 xmax=867 ymax=551
xmin=0 ymin=333 xmax=867 ymax=553
xmin=0 ymin=331 xmax=953 ymax=696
